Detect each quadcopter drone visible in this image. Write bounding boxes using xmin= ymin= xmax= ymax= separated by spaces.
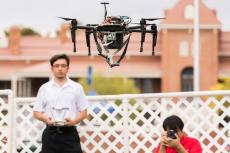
xmin=60 ymin=2 xmax=164 ymax=68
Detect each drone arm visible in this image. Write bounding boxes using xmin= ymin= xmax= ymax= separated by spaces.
xmin=70 ymin=28 xmax=76 ymax=52
xmin=77 ymin=26 xmax=95 ymax=30
xmin=69 ymin=19 xmax=79 ymax=52
xmin=139 ymin=19 xmax=146 ymax=53
xmin=151 ymin=24 xmax=158 ymax=55
xmin=140 ymin=28 xmax=146 ymax=53
xmin=152 ymin=34 xmax=157 ymax=56
xmin=130 ymin=30 xmax=152 ymax=33
xmin=85 ymin=28 xmax=91 ymax=56
xmin=127 ymin=26 xmax=142 ymax=30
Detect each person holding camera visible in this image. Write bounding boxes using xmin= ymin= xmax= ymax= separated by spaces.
xmin=154 ymin=115 xmax=202 ymax=153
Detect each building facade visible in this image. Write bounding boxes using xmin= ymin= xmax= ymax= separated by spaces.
xmin=0 ymin=0 xmax=229 ymax=96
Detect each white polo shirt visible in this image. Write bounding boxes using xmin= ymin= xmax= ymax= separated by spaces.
xmin=33 ymin=78 xmax=90 ymax=120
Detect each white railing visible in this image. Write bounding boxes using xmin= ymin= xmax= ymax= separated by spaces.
xmin=0 ymin=90 xmax=229 ymax=153
xmin=0 ymin=90 xmax=14 ymax=153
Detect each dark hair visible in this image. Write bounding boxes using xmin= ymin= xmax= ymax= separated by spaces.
xmin=163 ymin=115 xmax=184 ymax=131
xmin=50 ymin=54 xmax=70 ymax=66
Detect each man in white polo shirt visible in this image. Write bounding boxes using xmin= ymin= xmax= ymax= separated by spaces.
xmin=33 ymin=54 xmax=90 ymax=153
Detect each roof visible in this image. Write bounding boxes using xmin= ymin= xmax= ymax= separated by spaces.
xmin=15 ymin=56 xmax=162 ymax=79
xmin=161 ymin=0 xmax=221 ymax=28
xmin=0 ymin=32 xmax=161 ymax=59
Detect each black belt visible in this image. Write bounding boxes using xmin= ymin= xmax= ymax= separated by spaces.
xmin=46 ymin=125 xmax=75 ymax=134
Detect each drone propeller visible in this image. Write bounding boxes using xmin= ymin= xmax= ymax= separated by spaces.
xmin=58 ymin=17 xmax=78 ymax=52
xmin=100 ymin=2 xmax=109 ymax=5
xmin=58 ymin=17 xmax=76 ymax=21
xmin=142 ymin=17 xmax=165 ymax=21
xmin=58 ymin=17 xmax=78 ymax=26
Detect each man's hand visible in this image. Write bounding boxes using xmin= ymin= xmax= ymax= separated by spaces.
xmin=45 ymin=117 xmax=53 ymax=125
xmin=159 ymin=132 xmax=181 ymax=151
xmin=33 ymin=111 xmax=54 ymax=125
xmin=159 ymin=131 xmax=167 ymax=152
xmin=64 ymin=118 xmax=76 ymax=126
xmin=164 ymin=133 xmax=181 ymax=148
xmin=159 ymin=131 xmax=188 ymax=153
xmin=64 ymin=109 xmax=88 ymax=126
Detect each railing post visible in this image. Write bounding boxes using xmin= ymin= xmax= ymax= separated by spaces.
xmin=6 ymin=90 xmax=15 ymax=153
xmin=123 ymin=97 xmax=129 ymax=153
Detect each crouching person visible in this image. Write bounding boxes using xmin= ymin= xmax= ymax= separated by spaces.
xmin=154 ymin=115 xmax=202 ymax=153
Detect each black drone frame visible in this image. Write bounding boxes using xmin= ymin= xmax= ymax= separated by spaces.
xmin=59 ymin=2 xmax=163 ymax=68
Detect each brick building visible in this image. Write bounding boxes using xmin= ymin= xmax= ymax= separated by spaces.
xmin=0 ymin=0 xmax=229 ymax=96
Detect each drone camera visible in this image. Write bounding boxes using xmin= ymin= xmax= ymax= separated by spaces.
xmin=107 ymin=33 xmax=116 ymax=41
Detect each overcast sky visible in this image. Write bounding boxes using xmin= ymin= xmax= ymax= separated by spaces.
xmin=0 ymin=0 xmax=229 ymax=36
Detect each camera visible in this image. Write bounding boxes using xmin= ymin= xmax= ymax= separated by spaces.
xmin=167 ymin=130 xmax=177 ymax=139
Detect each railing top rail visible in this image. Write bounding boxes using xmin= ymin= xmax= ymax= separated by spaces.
xmin=0 ymin=89 xmax=13 ymax=95
xmin=86 ymin=90 xmax=230 ymax=100
xmin=14 ymin=90 xmax=230 ymax=103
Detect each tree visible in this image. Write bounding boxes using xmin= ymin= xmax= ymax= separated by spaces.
xmin=4 ymin=27 xmax=40 ymax=36
xmin=21 ymin=27 xmax=40 ymax=36
xmin=211 ymin=77 xmax=230 ymax=90
xmin=78 ymin=74 xmax=140 ymax=95
xmin=211 ymin=77 xmax=230 ymax=128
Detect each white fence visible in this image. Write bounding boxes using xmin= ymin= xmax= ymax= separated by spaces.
xmin=0 ymin=90 xmax=229 ymax=153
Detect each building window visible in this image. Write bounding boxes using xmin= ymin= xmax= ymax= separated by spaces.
xmin=134 ymin=78 xmax=161 ymax=93
xmin=179 ymin=41 xmax=189 ymax=57
xmin=30 ymin=78 xmax=49 ymax=96
xmin=143 ymin=79 xmax=153 ymax=93
xmin=181 ymin=68 xmax=193 ymax=91
xmin=0 ymin=81 xmax=11 ymax=89
xmin=184 ymin=5 xmax=194 ymax=19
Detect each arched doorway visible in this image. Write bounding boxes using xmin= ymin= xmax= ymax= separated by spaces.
xmin=181 ymin=67 xmax=193 ymax=91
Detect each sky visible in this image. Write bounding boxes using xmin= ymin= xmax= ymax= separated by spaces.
xmin=0 ymin=0 xmax=230 ymax=36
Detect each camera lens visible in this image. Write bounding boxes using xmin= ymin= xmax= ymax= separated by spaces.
xmin=167 ymin=130 xmax=177 ymax=139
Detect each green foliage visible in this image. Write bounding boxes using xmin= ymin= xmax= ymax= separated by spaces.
xmin=21 ymin=27 xmax=40 ymax=36
xmin=4 ymin=31 xmax=9 ymax=36
xmin=210 ymin=77 xmax=230 ymax=102
xmin=4 ymin=27 xmax=40 ymax=36
xmin=78 ymin=74 xmax=140 ymax=95
xmin=56 ymin=30 xmax=60 ymax=36
xmin=210 ymin=77 xmax=230 ymax=126
xmin=211 ymin=77 xmax=230 ymax=90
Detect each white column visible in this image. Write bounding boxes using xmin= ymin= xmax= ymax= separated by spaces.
xmin=27 ymin=79 xmax=32 ymax=97
xmin=193 ymin=0 xmax=200 ymax=91
xmin=11 ymin=75 xmax=17 ymax=97
xmin=23 ymin=79 xmax=26 ymax=97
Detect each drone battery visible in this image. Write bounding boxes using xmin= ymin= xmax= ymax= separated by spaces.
xmin=107 ymin=33 xmax=123 ymax=49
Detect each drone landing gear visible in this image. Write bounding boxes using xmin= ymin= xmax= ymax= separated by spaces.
xmin=95 ymin=33 xmax=131 ymax=68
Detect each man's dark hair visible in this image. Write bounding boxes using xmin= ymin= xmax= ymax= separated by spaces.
xmin=50 ymin=54 xmax=70 ymax=66
xmin=163 ymin=115 xmax=184 ymax=131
